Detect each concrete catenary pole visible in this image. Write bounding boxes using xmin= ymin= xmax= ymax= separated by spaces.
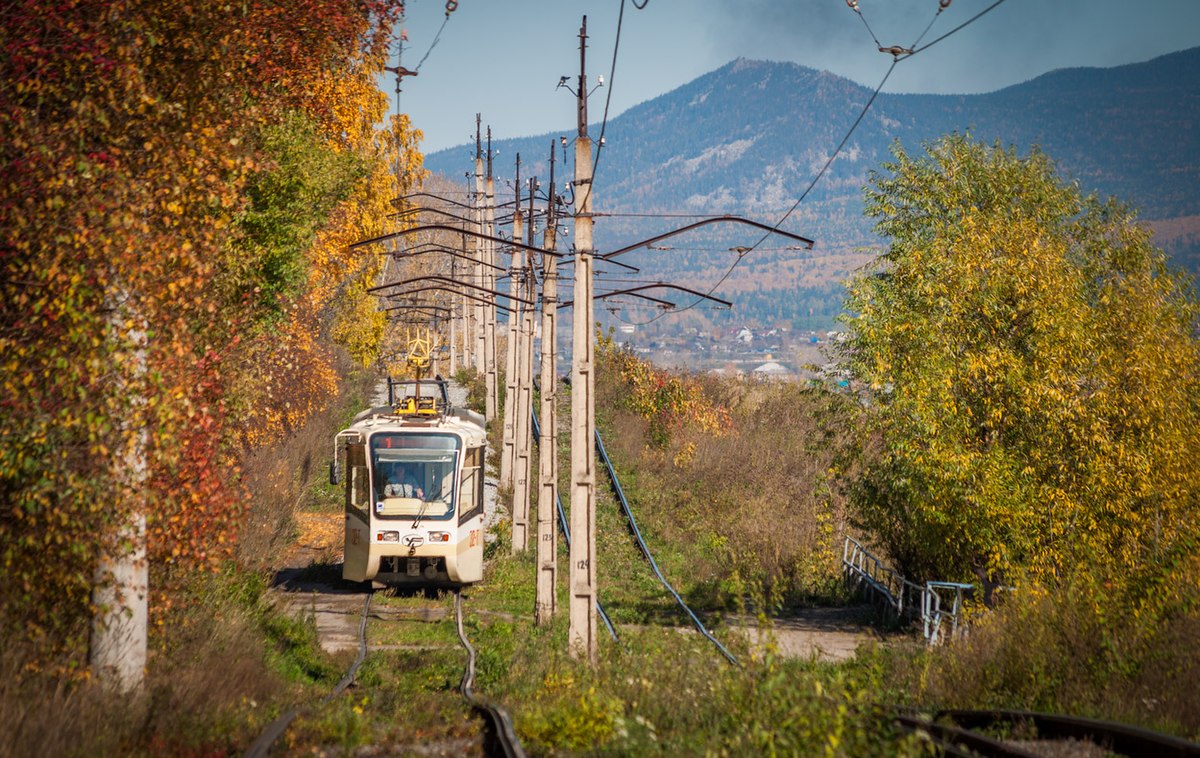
xmin=458 ymin=174 xmax=472 ymax=372
xmin=506 ymin=158 xmax=525 ymax=551
xmin=512 ymin=176 xmax=537 ymax=553
xmin=568 ymin=15 xmax=597 ymax=662
xmin=536 ymin=142 xmax=560 ymax=624
xmin=484 ymin=130 xmax=499 ymax=421
xmin=449 ymin=247 xmax=458 ymax=375
xmin=473 ymin=116 xmax=487 ymax=380
xmin=501 ymin=156 xmax=522 ymax=496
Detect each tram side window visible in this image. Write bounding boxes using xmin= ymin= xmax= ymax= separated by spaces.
xmin=459 ymin=446 xmax=485 ymax=525
xmin=347 ymin=443 xmax=369 ymax=516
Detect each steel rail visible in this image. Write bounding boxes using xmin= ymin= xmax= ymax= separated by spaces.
xmin=935 ymin=710 xmax=1200 ymax=758
xmin=593 ymin=429 xmax=739 ymax=665
xmin=894 ymin=714 xmax=1038 ymax=758
xmin=454 ymin=591 xmax=527 ymax=758
xmin=244 ymin=592 xmax=374 ymax=758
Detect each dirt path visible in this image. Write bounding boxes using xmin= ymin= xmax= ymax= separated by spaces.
xmin=737 ymin=605 xmax=883 ymax=661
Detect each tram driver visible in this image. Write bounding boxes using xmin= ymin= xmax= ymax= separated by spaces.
xmin=382 ymin=462 xmax=425 ymax=500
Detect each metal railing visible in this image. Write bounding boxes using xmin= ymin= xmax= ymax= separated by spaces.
xmin=842 ymin=535 xmax=971 ymax=644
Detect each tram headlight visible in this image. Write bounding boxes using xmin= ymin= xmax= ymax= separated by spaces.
xmin=427 ymin=531 xmax=450 ymax=543
xmin=377 ymin=530 xmax=399 ymax=542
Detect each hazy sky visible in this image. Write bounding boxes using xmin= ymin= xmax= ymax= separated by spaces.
xmin=391 ymin=0 xmax=1200 ymax=154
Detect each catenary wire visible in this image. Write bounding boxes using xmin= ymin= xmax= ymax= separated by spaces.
xmin=413 ymin=3 xmax=456 ymax=73
xmin=615 ymin=0 xmax=1009 ymax=325
xmin=625 ymin=58 xmax=897 ymax=326
xmin=575 ymin=0 xmax=648 ymax=213
xmin=849 ymin=2 xmax=884 ymax=48
xmin=899 ymin=0 xmax=1008 ymax=59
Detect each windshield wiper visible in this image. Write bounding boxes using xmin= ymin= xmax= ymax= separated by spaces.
xmin=411 ymin=496 xmax=431 ymax=530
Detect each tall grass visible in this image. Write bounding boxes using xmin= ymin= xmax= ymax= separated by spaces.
xmin=885 ymin=568 xmax=1200 ymax=740
xmin=0 ymin=364 xmax=378 ymax=755
xmin=595 ymin=346 xmax=861 ymax=609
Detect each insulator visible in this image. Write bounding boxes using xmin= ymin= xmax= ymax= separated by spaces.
xmin=846 ymin=0 xmax=859 ymax=9
xmin=939 ymin=0 xmax=952 ymax=7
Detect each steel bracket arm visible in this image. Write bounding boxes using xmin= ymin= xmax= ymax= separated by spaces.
xmin=390 ymin=244 xmax=507 ymax=273
xmin=369 ymin=274 xmax=532 ymax=305
xmin=385 ymin=287 xmax=514 ymax=315
xmin=601 ymin=215 xmax=815 ymax=260
xmin=351 ymin=223 xmax=563 ymax=259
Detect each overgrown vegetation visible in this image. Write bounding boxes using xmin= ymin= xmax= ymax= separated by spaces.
xmin=843 ymin=134 xmax=1200 ymax=592
xmin=594 ymin=331 xmax=859 ymax=608
xmin=836 ymin=134 xmax=1200 ymax=741
xmin=0 ymin=0 xmax=421 ymax=661
xmin=7 ymin=25 xmax=1198 ymax=749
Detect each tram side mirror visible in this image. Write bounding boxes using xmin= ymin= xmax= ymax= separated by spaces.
xmin=329 ymin=459 xmax=340 ymax=486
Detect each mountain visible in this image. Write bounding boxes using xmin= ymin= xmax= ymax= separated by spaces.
xmin=424 ymin=48 xmax=1200 ymax=334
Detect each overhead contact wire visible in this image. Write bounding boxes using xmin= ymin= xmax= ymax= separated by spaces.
xmin=629 ymin=58 xmax=897 ymax=326
xmin=900 ymin=0 xmax=1009 ymax=59
xmin=413 ymin=5 xmax=455 ymax=73
xmin=624 ymin=0 xmax=1010 ymax=326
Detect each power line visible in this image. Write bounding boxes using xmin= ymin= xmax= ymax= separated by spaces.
xmin=847 ymin=2 xmax=884 ymax=48
xmin=413 ymin=15 xmax=450 ymax=72
xmin=414 ymin=1 xmax=460 ymax=73
xmin=614 ymin=0 xmax=1011 ymax=326
xmin=625 ymin=59 xmax=897 ymax=326
xmin=577 ymin=0 xmax=649 ymax=212
xmin=899 ymin=0 xmax=1009 ymax=59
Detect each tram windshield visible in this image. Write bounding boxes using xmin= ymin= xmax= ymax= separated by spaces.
xmin=370 ymin=433 xmax=460 ymax=520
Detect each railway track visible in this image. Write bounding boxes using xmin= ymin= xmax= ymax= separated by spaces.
xmin=245 ymin=589 xmax=525 ymax=757
xmin=895 ymin=709 xmax=1200 ymax=757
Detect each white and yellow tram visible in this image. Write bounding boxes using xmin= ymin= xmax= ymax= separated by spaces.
xmin=331 ymin=379 xmax=487 ymax=588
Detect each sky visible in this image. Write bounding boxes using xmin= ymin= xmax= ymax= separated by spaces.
xmin=390 ymin=0 xmax=1200 ymax=154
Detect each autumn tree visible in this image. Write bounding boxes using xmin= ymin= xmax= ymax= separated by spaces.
xmin=0 ymin=0 xmax=409 ymax=674
xmin=842 ymin=135 xmax=1200 ymax=596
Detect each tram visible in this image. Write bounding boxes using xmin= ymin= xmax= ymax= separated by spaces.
xmin=331 ymin=377 xmax=487 ymax=588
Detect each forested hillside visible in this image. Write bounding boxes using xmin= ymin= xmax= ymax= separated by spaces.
xmin=427 ymin=48 xmax=1200 ymax=334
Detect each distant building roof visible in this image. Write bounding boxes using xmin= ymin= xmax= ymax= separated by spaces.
xmin=753 ymin=361 xmax=790 ymax=375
